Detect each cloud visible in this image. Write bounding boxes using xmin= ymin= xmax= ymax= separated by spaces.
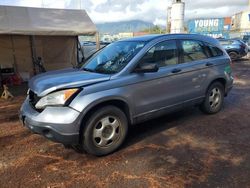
xmin=86 ymin=0 xmax=169 ymax=23
xmin=0 ymin=0 xmax=249 ymax=25
xmin=0 ymin=0 xmax=42 ymax=7
xmin=83 ymin=0 xmax=249 ymax=25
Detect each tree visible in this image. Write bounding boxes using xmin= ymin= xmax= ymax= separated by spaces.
xmin=141 ymin=25 xmax=165 ymax=34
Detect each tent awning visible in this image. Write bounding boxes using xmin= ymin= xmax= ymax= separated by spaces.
xmin=0 ymin=5 xmax=97 ymax=36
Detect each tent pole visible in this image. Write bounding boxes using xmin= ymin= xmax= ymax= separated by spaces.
xmin=10 ymin=35 xmax=18 ymax=73
xmin=29 ymin=36 xmax=37 ymax=75
xmin=76 ymin=36 xmax=79 ymax=66
xmin=95 ymin=32 xmax=100 ymax=50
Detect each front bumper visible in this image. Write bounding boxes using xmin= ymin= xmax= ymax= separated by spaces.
xmin=20 ymin=97 xmax=81 ymax=144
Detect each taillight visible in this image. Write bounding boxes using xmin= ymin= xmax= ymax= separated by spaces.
xmin=240 ymin=44 xmax=245 ymax=49
xmin=226 ymin=60 xmax=233 ymax=75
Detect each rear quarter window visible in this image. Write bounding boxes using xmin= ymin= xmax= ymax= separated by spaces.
xmin=206 ymin=43 xmax=224 ymax=57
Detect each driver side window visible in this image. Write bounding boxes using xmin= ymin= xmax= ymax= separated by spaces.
xmin=140 ymin=40 xmax=178 ymax=68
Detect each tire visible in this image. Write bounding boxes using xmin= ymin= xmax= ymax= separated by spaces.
xmin=78 ymin=106 xmax=128 ymax=156
xmin=200 ymin=82 xmax=225 ymax=114
xmin=228 ymin=51 xmax=238 ymax=60
xmin=63 ymin=144 xmax=72 ymax=149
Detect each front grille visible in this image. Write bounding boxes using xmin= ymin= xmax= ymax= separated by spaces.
xmin=29 ymin=90 xmax=41 ymax=109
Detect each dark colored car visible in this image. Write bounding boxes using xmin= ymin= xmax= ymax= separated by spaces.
xmin=243 ymin=35 xmax=250 ymax=45
xmin=20 ymin=34 xmax=233 ymax=156
xmin=219 ymin=39 xmax=248 ymax=60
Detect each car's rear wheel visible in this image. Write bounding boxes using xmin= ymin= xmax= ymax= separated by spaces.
xmin=78 ymin=106 xmax=128 ymax=156
xmin=228 ymin=51 xmax=238 ymax=60
xmin=200 ymin=82 xmax=225 ymax=114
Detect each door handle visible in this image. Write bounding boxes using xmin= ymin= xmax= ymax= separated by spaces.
xmin=171 ymin=68 xmax=182 ymax=73
xmin=206 ymin=62 xmax=213 ymax=66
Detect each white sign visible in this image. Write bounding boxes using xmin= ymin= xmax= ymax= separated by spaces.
xmin=195 ymin=19 xmax=219 ymax=28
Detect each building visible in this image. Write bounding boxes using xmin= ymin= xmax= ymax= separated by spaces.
xmin=188 ymin=18 xmax=231 ymax=39
xmin=231 ymin=9 xmax=250 ymax=38
xmin=167 ymin=0 xmax=185 ymax=34
xmin=133 ymin=32 xmax=150 ymax=37
xmin=118 ymin=32 xmax=134 ymax=39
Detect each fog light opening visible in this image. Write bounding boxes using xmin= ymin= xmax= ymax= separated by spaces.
xmin=43 ymin=129 xmax=53 ymax=138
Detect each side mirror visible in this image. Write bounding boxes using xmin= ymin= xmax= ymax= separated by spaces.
xmin=134 ymin=63 xmax=159 ymax=73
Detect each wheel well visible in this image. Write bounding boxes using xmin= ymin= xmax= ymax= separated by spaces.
xmin=79 ymin=100 xmax=131 ymax=142
xmin=227 ymin=50 xmax=239 ymax=54
xmin=209 ymin=78 xmax=226 ymax=91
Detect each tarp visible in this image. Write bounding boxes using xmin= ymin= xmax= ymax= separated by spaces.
xmin=0 ymin=35 xmax=77 ymax=80
xmin=0 ymin=6 xmax=97 ymax=80
xmin=0 ymin=5 xmax=97 ymax=36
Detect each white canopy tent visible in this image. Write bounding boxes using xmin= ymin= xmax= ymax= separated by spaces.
xmin=0 ymin=5 xmax=98 ymax=80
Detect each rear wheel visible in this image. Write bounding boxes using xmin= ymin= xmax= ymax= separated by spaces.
xmin=77 ymin=106 xmax=128 ymax=156
xmin=228 ymin=51 xmax=238 ymax=60
xmin=200 ymin=82 xmax=225 ymax=114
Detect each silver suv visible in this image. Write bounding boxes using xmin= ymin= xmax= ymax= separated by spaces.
xmin=20 ymin=34 xmax=234 ymax=156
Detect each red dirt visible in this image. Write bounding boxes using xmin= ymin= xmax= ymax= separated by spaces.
xmin=1 ymin=60 xmax=250 ymax=188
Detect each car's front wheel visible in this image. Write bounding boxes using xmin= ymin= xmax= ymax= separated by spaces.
xmin=78 ymin=106 xmax=128 ymax=156
xmin=200 ymin=82 xmax=225 ymax=114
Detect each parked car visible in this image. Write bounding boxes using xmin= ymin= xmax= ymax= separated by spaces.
xmin=242 ymin=35 xmax=250 ymax=51
xmin=243 ymin=35 xmax=250 ymax=45
xmin=219 ymin=39 xmax=248 ymax=60
xmin=20 ymin=34 xmax=234 ymax=156
xmin=78 ymin=41 xmax=110 ymax=62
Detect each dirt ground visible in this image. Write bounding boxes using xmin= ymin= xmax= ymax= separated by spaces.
xmin=1 ymin=60 xmax=250 ymax=188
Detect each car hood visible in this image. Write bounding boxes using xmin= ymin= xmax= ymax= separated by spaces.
xmin=29 ymin=68 xmax=111 ymax=96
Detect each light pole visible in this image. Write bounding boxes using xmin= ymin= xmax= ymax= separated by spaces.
xmin=79 ymin=0 xmax=82 ymax=9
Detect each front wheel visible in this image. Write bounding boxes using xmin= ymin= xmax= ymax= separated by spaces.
xmin=78 ymin=106 xmax=128 ymax=156
xmin=200 ymin=82 xmax=225 ymax=114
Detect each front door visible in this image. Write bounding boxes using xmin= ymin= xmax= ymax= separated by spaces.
xmin=130 ymin=40 xmax=187 ymax=118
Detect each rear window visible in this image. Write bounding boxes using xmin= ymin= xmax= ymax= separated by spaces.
xmin=219 ymin=40 xmax=232 ymax=45
xmin=220 ymin=39 xmax=242 ymax=45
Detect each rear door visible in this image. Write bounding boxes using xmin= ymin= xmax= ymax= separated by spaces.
xmin=175 ymin=39 xmax=213 ymax=103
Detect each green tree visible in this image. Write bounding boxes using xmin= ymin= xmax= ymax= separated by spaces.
xmin=142 ymin=25 xmax=165 ymax=34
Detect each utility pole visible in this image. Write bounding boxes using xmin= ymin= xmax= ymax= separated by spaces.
xmin=80 ymin=0 xmax=82 ymax=9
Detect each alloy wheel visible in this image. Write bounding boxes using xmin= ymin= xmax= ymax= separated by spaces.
xmin=93 ymin=116 xmax=121 ymax=148
xmin=209 ymin=88 xmax=222 ymax=109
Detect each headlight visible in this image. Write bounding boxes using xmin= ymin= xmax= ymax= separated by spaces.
xmin=35 ymin=89 xmax=79 ymax=109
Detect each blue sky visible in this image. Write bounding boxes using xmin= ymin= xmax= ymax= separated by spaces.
xmin=0 ymin=0 xmax=248 ymax=25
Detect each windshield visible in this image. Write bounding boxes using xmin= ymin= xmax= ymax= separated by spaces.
xmin=82 ymin=41 xmax=146 ymax=74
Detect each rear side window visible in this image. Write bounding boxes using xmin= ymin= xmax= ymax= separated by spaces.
xmin=140 ymin=40 xmax=178 ymax=68
xmin=181 ymin=40 xmax=208 ymax=63
xmin=203 ymin=42 xmax=224 ymax=57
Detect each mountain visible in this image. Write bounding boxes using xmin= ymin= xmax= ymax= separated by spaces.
xmin=96 ymin=20 xmax=155 ymax=34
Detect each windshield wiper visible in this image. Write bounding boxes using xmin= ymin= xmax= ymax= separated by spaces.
xmin=82 ymin=67 xmax=95 ymax=73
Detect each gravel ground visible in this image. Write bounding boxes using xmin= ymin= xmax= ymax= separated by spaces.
xmin=0 ymin=60 xmax=250 ymax=188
